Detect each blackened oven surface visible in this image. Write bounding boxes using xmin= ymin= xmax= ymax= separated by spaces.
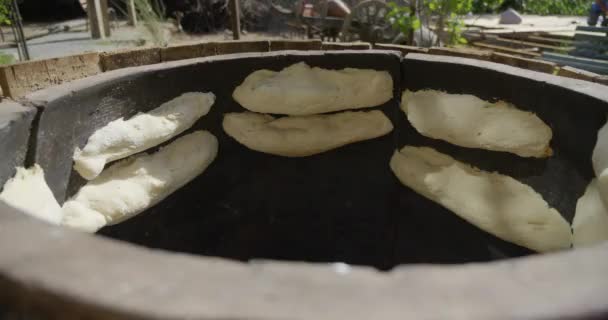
xmin=84 ymin=52 xmax=601 ymax=269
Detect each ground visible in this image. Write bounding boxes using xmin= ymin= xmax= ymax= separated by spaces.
xmin=0 ymin=17 xmax=300 ymax=62
xmin=0 ymin=14 xmax=590 ymax=63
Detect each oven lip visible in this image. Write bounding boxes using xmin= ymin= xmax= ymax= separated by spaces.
xmin=1 ymin=50 xmax=607 ymax=319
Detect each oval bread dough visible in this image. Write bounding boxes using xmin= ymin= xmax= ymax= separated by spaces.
xmin=401 ymin=90 xmax=553 ymax=158
xmin=223 ymin=110 xmax=394 ymax=157
xmin=390 ymin=146 xmax=572 ymax=252
xmin=572 ymin=179 xmax=608 ymax=248
xmin=73 ymin=92 xmax=215 ymax=180
xmin=62 ymin=131 xmax=218 ymax=233
xmin=0 ymin=164 xmax=62 ymax=225
xmin=233 ymin=62 xmax=393 ymax=115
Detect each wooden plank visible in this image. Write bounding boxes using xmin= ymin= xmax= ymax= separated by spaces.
xmin=490 ymin=52 xmax=556 ymax=73
xmin=471 ymin=42 xmax=541 ymax=58
xmin=500 ymin=33 xmax=573 ymax=46
xmin=496 ymin=36 xmax=573 ymax=52
xmin=576 ymin=25 xmax=608 ymax=33
xmin=574 ymin=33 xmax=608 ymax=43
xmin=542 ymin=52 xmax=608 ymax=74
xmin=427 ymin=47 xmax=492 ymax=61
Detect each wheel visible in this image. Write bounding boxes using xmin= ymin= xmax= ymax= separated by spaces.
xmin=340 ymin=0 xmax=402 ymax=43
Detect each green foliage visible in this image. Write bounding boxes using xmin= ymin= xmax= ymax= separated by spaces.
xmin=471 ymin=0 xmax=588 ymax=15
xmin=425 ymin=0 xmax=471 ymax=45
xmin=387 ymin=2 xmax=420 ymax=44
xmin=522 ymin=0 xmax=588 ymax=16
xmin=132 ymin=0 xmax=167 ymax=47
xmin=0 ymin=52 xmax=14 ymax=65
xmin=0 ymin=0 xmax=12 ymax=26
xmin=472 ymin=0 xmax=502 ymax=13
xmin=388 ymin=0 xmax=472 ymax=46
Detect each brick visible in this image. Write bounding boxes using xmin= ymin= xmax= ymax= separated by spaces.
xmin=213 ymin=40 xmax=270 ymax=55
xmin=0 ymin=60 xmax=48 ymax=98
xmin=0 ymin=53 xmax=101 ymax=99
xmin=322 ymin=42 xmax=371 ymax=50
xmin=270 ymin=40 xmax=322 ymax=51
xmin=160 ymin=42 xmax=215 ymax=62
xmin=491 ymin=52 xmax=557 ymax=74
xmin=100 ymin=47 xmax=161 ymax=71
xmin=428 ymin=46 xmax=492 ymax=61
xmin=373 ymin=43 xmax=428 ymax=55
xmin=0 ymin=100 xmax=36 ymax=187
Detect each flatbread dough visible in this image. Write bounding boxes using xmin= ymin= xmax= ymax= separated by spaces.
xmin=390 ymin=146 xmax=572 ymax=252
xmin=401 ymin=90 xmax=552 ymax=158
xmin=223 ymin=110 xmax=393 ymax=157
xmin=73 ymin=92 xmax=215 ymax=180
xmin=62 ymin=131 xmax=218 ymax=233
xmin=232 ymin=62 xmax=393 ymax=115
xmin=572 ymin=179 xmax=608 ymax=248
xmin=0 ymin=164 xmax=62 ymax=225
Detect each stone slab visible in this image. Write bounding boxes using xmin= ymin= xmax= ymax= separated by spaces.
xmin=213 ymin=40 xmax=270 ymax=55
xmin=100 ymin=47 xmax=161 ymax=71
xmin=160 ymin=42 xmax=215 ymax=62
xmin=0 ymin=100 xmax=36 ymax=188
xmin=322 ymin=42 xmax=372 ymax=50
xmin=270 ymin=40 xmax=322 ymax=51
xmin=373 ymin=43 xmax=429 ymax=55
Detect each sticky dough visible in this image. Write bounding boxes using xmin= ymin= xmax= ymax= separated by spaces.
xmin=223 ymin=110 xmax=393 ymax=157
xmin=73 ymin=92 xmax=215 ymax=180
xmin=572 ymin=179 xmax=608 ymax=248
xmin=401 ymin=90 xmax=552 ymax=158
xmin=232 ymin=62 xmax=393 ymax=115
xmin=390 ymin=146 xmax=572 ymax=252
xmin=0 ymin=164 xmax=62 ymax=225
xmin=62 ymin=131 xmax=218 ymax=233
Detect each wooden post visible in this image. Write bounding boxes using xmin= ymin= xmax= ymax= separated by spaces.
xmin=86 ymin=0 xmax=102 ymax=39
xmin=228 ymin=0 xmax=241 ymax=40
xmin=100 ymin=0 xmax=111 ymax=37
xmin=87 ymin=0 xmax=110 ymax=39
xmin=127 ymin=0 xmax=137 ymax=26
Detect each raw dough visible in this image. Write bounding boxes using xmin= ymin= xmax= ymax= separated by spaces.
xmin=572 ymin=179 xmax=608 ymax=248
xmin=233 ymin=62 xmax=393 ymax=115
xmin=0 ymin=164 xmax=62 ymax=225
xmin=223 ymin=110 xmax=393 ymax=157
xmin=62 ymin=131 xmax=218 ymax=233
xmin=401 ymin=90 xmax=553 ymax=158
xmin=390 ymin=146 xmax=572 ymax=252
xmin=73 ymin=92 xmax=215 ymax=180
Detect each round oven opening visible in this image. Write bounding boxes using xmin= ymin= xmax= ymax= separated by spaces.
xmin=4 ymin=51 xmax=606 ymax=273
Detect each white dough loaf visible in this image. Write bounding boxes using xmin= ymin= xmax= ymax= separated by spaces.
xmin=401 ymin=90 xmax=553 ymax=158
xmin=73 ymin=92 xmax=215 ymax=180
xmin=390 ymin=146 xmax=572 ymax=252
xmin=62 ymin=131 xmax=218 ymax=233
xmin=223 ymin=110 xmax=394 ymax=157
xmin=572 ymin=179 xmax=608 ymax=248
xmin=0 ymin=164 xmax=62 ymax=225
xmin=232 ymin=62 xmax=393 ymax=115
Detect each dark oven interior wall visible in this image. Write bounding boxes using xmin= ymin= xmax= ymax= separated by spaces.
xmin=398 ymin=55 xmax=608 ymax=261
xmin=33 ymin=51 xmax=424 ymax=270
